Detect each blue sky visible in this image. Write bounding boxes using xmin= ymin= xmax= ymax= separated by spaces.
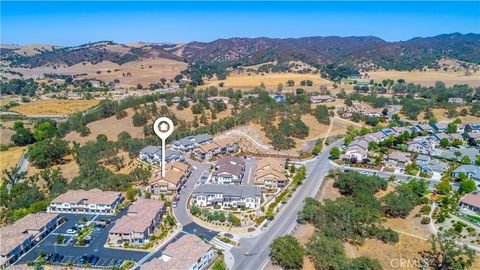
xmin=1 ymin=1 xmax=479 ymax=46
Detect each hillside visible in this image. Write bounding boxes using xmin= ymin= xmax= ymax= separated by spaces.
xmin=1 ymin=33 xmax=479 ymax=83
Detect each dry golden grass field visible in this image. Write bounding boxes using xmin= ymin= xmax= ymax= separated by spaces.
xmin=8 ymin=57 xmax=187 ymax=87
xmin=164 ymin=103 xmax=234 ymax=124
xmin=11 ymin=100 xmax=99 ymax=115
xmin=205 ymin=72 xmax=333 ymax=91
xmin=364 ymin=70 xmax=480 ymax=87
xmin=27 ymin=154 xmax=80 ymax=182
xmin=65 ymin=108 xmax=143 ymax=145
xmin=0 ymin=146 xmax=26 ymax=181
xmin=399 ymin=107 xmax=480 ymax=124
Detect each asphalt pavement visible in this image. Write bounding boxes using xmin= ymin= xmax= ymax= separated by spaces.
xmin=230 ymin=140 xmax=343 ymax=270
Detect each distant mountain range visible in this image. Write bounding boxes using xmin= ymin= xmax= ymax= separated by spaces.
xmin=2 ymin=33 xmax=479 ymax=77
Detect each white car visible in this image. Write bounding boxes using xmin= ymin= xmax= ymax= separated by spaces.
xmin=66 ymin=229 xmax=76 ymax=234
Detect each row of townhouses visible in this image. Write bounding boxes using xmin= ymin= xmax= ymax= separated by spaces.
xmin=212 ymin=157 xmax=245 ymax=185
xmin=147 ymin=162 xmax=191 ymax=195
xmin=192 ymin=184 xmax=262 ymax=209
xmin=0 ymin=213 xmax=63 ymax=267
xmin=47 ymin=189 xmax=123 ymax=215
xmin=141 ymin=234 xmax=214 ymax=270
xmin=139 ymin=147 xmax=184 ymax=165
xmin=192 ymin=139 xmax=238 ymax=161
xmin=108 ymin=198 xmax=166 ymax=246
xmin=254 ymin=158 xmax=288 ymax=190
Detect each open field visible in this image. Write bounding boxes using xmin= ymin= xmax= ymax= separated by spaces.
xmin=164 ymin=102 xmax=234 ymax=124
xmin=27 ymin=154 xmax=80 ymax=182
xmin=205 ymin=72 xmax=333 ymax=91
xmin=0 ymin=128 xmax=15 ymax=144
xmin=0 ymin=146 xmax=26 ymax=180
xmin=364 ymin=69 xmax=480 ymax=87
xmin=11 ymin=99 xmax=99 ymax=115
xmin=65 ymin=108 xmax=143 ymax=145
xmin=7 ymin=57 xmax=187 ymax=88
xmin=399 ymin=107 xmax=480 ymax=124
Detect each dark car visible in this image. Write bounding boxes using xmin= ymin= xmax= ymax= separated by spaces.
xmin=90 ymin=256 xmax=99 ymax=265
xmin=224 ymin=233 xmax=234 ymax=239
xmin=115 ymin=260 xmax=124 ymax=268
xmin=54 ymin=254 xmax=64 ymax=263
xmin=48 ymin=254 xmax=58 ymax=263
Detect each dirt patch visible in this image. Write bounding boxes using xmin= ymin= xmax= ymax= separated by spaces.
xmin=318 ymin=179 xmax=342 ymax=202
xmin=11 ymin=100 xmax=99 ymax=116
xmin=0 ymin=146 xmax=26 ymax=180
xmin=65 ymin=108 xmax=143 ymax=145
xmin=350 ymin=235 xmax=431 ymax=270
xmin=385 ymin=205 xmax=433 ymax=239
xmin=0 ymin=128 xmax=15 ymax=144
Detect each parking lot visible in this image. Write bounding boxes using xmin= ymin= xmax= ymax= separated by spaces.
xmin=16 ymin=210 xmax=149 ymax=267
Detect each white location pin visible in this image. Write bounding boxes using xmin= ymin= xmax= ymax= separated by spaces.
xmin=153 ymin=117 xmax=174 ymax=178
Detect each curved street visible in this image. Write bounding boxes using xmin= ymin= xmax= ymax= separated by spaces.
xmin=173 ymin=140 xmax=343 ymax=270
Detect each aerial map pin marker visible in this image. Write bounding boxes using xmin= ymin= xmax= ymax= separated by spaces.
xmin=153 ymin=117 xmax=174 ymax=178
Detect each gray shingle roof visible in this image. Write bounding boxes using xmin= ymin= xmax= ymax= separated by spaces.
xmin=193 ymin=184 xmax=261 ymax=198
xmin=453 ymin=165 xmax=480 ymax=179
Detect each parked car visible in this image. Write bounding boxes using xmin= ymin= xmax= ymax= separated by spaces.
xmin=66 ymin=229 xmax=76 ymax=234
xmin=224 ymin=233 xmax=234 ymax=239
xmin=90 ymin=256 xmax=99 ymax=265
xmin=79 ymin=255 xmax=88 ymax=264
xmin=172 ymin=201 xmax=178 ymax=208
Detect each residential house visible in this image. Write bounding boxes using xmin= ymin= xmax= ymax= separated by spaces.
xmin=172 ymin=134 xmax=213 ymax=151
xmin=431 ymin=122 xmax=451 ymax=133
xmin=207 ymin=96 xmax=230 ymax=104
xmin=193 ymin=142 xmax=221 ymax=161
xmin=108 ymin=198 xmax=165 ymax=246
xmin=386 ymin=151 xmax=412 ymax=169
xmin=440 ymin=147 xmax=479 ymax=164
xmin=367 ymin=132 xmax=388 ymax=143
xmin=380 ymin=128 xmax=397 ymax=137
xmin=141 ymin=234 xmax=214 ymax=270
xmin=448 ymin=98 xmax=465 ymax=105
xmin=212 ymin=157 xmax=245 ymax=185
xmin=214 ymin=139 xmax=239 ymax=154
xmin=407 ymin=136 xmax=438 ymax=155
xmin=416 ymin=124 xmax=435 ymax=133
xmin=310 ymin=95 xmax=334 ymax=103
xmin=465 ymin=124 xmax=480 ymax=133
xmin=254 ymin=158 xmax=288 ymax=190
xmin=1 ymin=213 xmax=62 ymax=267
xmin=417 ymin=155 xmax=449 ymax=176
xmin=432 ymin=133 xmax=464 ymax=144
xmin=342 ymin=145 xmax=368 ymax=163
xmin=147 ymin=162 xmax=191 ymax=194
xmin=47 ymin=189 xmax=123 ymax=215
xmin=464 ymin=132 xmax=480 ymax=143
xmin=452 ymin=165 xmax=480 ymax=181
xmin=459 ymin=191 xmax=480 ymax=212
xmin=139 ymin=146 xmax=183 ymax=165
xmin=193 ymin=184 xmax=262 ymax=209
xmin=269 ymin=94 xmax=286 ymax=103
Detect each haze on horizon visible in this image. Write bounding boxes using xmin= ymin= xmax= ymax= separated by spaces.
xmin=1 ymin=1 xmax=479 ymax=46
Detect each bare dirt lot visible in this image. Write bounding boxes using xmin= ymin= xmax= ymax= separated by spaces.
xmin=11 ymin=100 xmax=99 ymax=116
xmin=205 ymin=72 xmax=333 ymax=91
xmin=364 ymin=70 xmax=480 ymax=87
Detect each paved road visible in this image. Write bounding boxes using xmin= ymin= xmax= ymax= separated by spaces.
xmin=173 ymin=158 xmax=219 ymax=241
xmin=230 ymin=140 xmax=343 ymax=270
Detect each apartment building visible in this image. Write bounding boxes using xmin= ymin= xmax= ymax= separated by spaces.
xmin=1 ymin=213 xmax=62 ymax=267
xmin=254 ymin=158 xmax=288 ymax=190
xmin=139 ymin=146 xmax=183 ymax=165
xmin=172 ymin=134 xmax=213 ymax=152
xmin=212 ymin=157 xmax=245 ymax=185
xmin=141 ymin=234 xmax=214 ymax=270
xmin=47 ymin=189 xmax=123 ymax=215
xmin=193 ymin=184 xmax=262 ymax=209
xmin=147 ymin=162 xmax=191 ymax=194
xmin=108 ymin=198 xmax=165 ymax=246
